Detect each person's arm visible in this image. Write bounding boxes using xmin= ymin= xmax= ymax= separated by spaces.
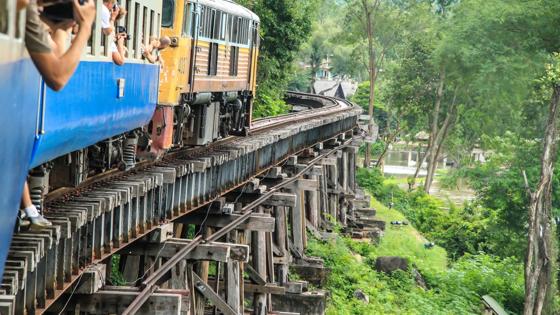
xmin=112 ymin=34 xmax=125 ymax=65
xmin=142 ymin=44 xmax=157 ymax=63
xmin=102 ymin=7 xmax=119 ymax=35
xmin=29 ymin=0 xmax=95 ymax=91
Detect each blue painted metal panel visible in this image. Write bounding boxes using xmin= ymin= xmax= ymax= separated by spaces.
xmin=0 ymin=58 xmax=41 ymax=276
xmin=30 ymin=60 xmax=159 ymax=167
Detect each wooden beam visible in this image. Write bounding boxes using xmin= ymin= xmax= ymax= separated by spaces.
xmin=175 ymin=213 xmax=275 ymax=232
xmin=192 ymin=272 xmax=237 ymax=315
xmin=207 ymin=279 xmax=286 ymax=295
xmin=125 ymin=239 xmax=250 ymax=263
xmin=49 ymin=287 xmax=189 ymax=315
xmin=244 ymin=264 xmax=266 ymax=285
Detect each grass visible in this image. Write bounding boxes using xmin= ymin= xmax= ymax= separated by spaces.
xmin=306 ymin=194 xmax=476 ymax=315
xmin=371 ymin=198 xmax=448 ymax=275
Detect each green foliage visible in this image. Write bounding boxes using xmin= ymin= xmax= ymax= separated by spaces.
xmin=307 ymin=227 xmax=523 ymax=314
xmin=237 ymin=0 xmax=318 ymax=117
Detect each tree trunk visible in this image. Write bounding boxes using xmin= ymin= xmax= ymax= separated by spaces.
xmin=425 ymin=86 xmax=457 ymax=193
xmin=523 ymin=84 xmax=560 ymax=315
xmin=375 ymin=127 xmax=401 ymax=168
xmin=423 ymin=70 xmax=445 ymax=192
xmin=363 ymin=0 xmax=377 ymax=168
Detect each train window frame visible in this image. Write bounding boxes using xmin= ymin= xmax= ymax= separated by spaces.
xmin=208 ymin=42 xmax=218 ymax=76
xmin=161 ymin=0 xmax=175 ymax=28
xmin=212 ymin=9 xmax=221 ymax=40
xmin=229 ymin=46 xmax=239 ymax=76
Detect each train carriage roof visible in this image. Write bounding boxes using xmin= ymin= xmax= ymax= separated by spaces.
xmin=195 ymin=0 xmax=260 ymax=22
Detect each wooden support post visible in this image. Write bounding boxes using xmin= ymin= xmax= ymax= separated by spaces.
xmin=195 ymin=227 xmax=212 ymax=315
xmin=193 ymin=273 xmax=237 ymax=315
xmin=226 ymin=231 xmax=241 ymax=314
xmin=347 ymin=147 xmax=357 ymax=192
xmin=291 ymin=190 xmax=305 ymax=255
xmin=252 ymin=206 xmax=267 ymax=315
xmin=273 ymin=206 xmax=289 ymax=286
xmin=306 ymin=173 xmax=320 ymax=228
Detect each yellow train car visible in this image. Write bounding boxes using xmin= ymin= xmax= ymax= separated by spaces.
xmin=152 ymin=0 xmax=259 ymax=150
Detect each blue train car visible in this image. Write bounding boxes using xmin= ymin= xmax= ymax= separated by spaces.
xmin=0 ymin=8 xmax=42 ymax=276
xmin=0 ymin=0 xmax=162 ymax=277
xmin=29 ymin=59 xmax=159 ymax=168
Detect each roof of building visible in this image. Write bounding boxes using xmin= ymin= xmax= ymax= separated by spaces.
xmin=312 ymin=79 xmax=359 ymax=100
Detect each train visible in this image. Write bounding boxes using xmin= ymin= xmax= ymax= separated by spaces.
xmin=0 ymin=0 xmax=259 ymax=277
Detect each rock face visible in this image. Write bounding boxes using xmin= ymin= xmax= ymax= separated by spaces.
xmin=412 ymin=268 xmax=428 ymax=290
xmin=374 ymin=256 xmax=409 ymax=274
xmin=354 ymin=289 xmax=369 ymax=303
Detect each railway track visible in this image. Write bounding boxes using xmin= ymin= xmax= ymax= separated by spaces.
xmin=0 ymin=92 xmax=364 ymax=315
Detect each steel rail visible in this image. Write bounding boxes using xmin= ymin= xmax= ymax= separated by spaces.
xmin=122 ymin=138 xmax=352 ymax=314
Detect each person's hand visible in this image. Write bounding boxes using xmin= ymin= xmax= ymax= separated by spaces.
xmin=116 ymin=34 xmax=125 ymax=46
xmin=73 ymin=0 xmax=95 ymax=28
xmin=111 ymin=5 xmax=119 ymax=21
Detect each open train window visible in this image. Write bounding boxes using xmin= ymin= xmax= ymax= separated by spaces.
xmin=229 ymin=46 xmax=239 ymax=76
xmin=0 ymin=0 xmax=8 ymax=35
xmin=232 ymin=17 xmax=240 ymax=43
xmin=212 ymin=10 xmax=221 ymax=39
xmin=150 ymin=10 xmax=155 ymax=37
xmin=208 ymin=42 xmax=218 ymax=76
xmin=161 ymin=0 xmax=174 ymax=28
xmin=190 ymin=5 xmax=196 ymax=37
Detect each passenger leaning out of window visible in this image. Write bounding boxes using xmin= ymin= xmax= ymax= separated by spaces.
xmin=101 ymin=0 xmax=126 ymax=65
xmin=141 ymin=36 xmax=171 ymax=64
xmin=15 ymin=0 xmax=96 ymax=228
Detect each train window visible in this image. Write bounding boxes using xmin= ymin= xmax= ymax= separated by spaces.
xmin=208 ymin=42 xmax=218 ymax=76
xmin=161 ymin=0 xmax=174 ymax=28
xmin=232 ymin=17 xmax=239 ymax=43
xmin=226 ymin=14 xmax=232 ymax=41
xmin=0 ymin=0 xmax=8 ymax=34
xmin=181 ymin=3 xmax=189 ymax=37
xmin=206 ymin=10 xmax=216 ymax=38
xmin=229 ymin=46 xmax=239 ymax=76
xmin=133 ymin=3 xmax=140 ymax=57
xmin=190 ymin=6 xmax=196 ymax=37
xmin=143 ymin=6 xmax=148 ymax=45
xmin=220 ymin=12 xmax=226 ymax=41
xmin=150 ymin=10 xmax=154 ymax=37
xmin=212 ymin=10 xmax=221 ymax=40
xmin=125 ymin=0 xmax=131 ymax=32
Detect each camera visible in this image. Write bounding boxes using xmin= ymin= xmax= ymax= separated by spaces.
xmin=116 ymin=26 xmax=132 ymax=41
xmin=40 ymin=0 xmax=88 ymax=23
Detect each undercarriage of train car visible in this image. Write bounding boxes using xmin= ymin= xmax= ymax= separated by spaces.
xmin=25 ymin=90 xmax=252 ymax=213
xmin=174 ymin=91 xmax=252 ymax=146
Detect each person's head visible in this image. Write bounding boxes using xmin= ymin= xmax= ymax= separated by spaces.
xmin=158 ymin=36 xmax=171 ymax=50
xmin=16 ymin=0 xmax=29 ymax=11
xmin=103 ymin=0 xmax=115 ymax=10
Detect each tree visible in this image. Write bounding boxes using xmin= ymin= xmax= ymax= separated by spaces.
xmin=523 ymin=54 xmax=560 ymax=315
xmin=238 ymin=0 xmax=319 ymax=117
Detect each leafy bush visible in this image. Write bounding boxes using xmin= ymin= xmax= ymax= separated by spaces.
xmin=307 ymin=233 xmax=524 ymax=314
